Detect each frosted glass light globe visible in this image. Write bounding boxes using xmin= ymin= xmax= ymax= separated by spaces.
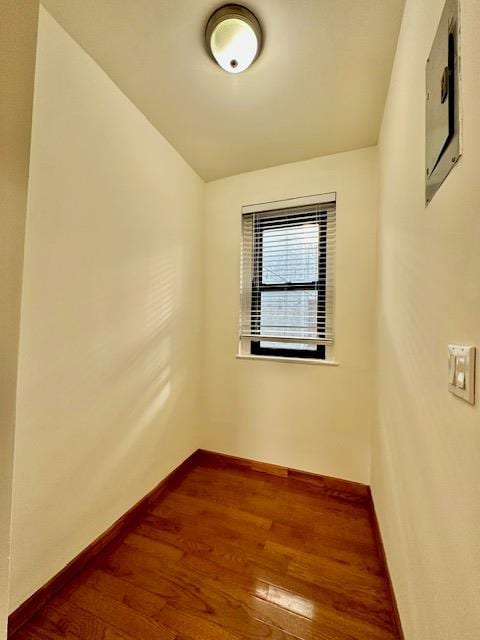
xmin=210 ymin=17 xmax=258 ymax=74
xmin=206 ymin=5 xmax=262 ymax=74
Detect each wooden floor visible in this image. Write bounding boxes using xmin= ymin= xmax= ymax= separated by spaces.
xmin=13 ymin=452 xmax=400 ymax=640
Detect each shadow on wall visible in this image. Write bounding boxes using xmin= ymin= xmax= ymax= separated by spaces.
xmin=17 ymin=247 xmax=186 ymax=572
xmin=10 ymin=5 xmax=203 ymax=611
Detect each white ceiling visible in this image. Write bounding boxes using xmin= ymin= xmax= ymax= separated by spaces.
xmin=41 ymin=0 xmax=405 ymax=182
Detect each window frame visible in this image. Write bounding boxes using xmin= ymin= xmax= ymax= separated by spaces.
xmin=249 ymin=210 xmax=328 ymax=360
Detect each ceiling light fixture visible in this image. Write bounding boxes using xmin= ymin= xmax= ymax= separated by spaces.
xmin=206 ymin=4 xmax=262 ymax=74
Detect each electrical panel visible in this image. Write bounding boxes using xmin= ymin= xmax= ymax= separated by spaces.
xmin=425 ymin=0 xmax=461 ymax=205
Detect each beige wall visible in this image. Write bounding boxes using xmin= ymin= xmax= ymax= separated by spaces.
xmin=372 ymin=0 xmax=480 ymax=638
xmin=9 ymin=7 xmax=204 ymax=610
xmin=0 ymin=1 xmax=39 ymax=635
xmin=14 ymin=4 xmax=480 ymax=634
xmin=203 ymin=148 xmax=378 ymax=484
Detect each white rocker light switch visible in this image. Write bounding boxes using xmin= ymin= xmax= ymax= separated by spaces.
xmin=448 ymin=345 xmax=475 ymax=404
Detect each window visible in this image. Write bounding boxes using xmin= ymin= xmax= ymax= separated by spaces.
xmin=239 ymin=194 xmax=336 ymax=360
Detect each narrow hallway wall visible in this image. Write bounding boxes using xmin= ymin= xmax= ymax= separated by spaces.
xmin=0 ymin=1 xmax=39 ymax=636
xmin=373 ymin=0 xmax=480 ymax=637
xmin=10 ymin=7 xmax=204 ymax=611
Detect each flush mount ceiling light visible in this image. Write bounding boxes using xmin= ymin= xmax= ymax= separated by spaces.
xmin=206 ymin=4 xmax=262 ymax=74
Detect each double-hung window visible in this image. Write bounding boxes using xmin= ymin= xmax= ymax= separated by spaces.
xmin=239 ymin=194 xmax=336 ymax=360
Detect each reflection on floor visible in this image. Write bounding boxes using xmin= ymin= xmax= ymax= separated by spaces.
xmin=14 ymin=451 xmax=400 ymax=639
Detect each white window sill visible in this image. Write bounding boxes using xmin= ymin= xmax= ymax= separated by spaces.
xmin=236 ymin=354 xmax=339 ymax=366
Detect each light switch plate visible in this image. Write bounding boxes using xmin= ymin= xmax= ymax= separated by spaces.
xmin=448 ymin=345 xmax=475 ymax=404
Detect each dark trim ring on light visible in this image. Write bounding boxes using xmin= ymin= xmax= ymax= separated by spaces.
xmin=206 ymin=4 xmax=263 ymax=74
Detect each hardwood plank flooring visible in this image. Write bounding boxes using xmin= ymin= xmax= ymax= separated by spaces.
xmin=13 ymin=453 xmax=400 ymax=639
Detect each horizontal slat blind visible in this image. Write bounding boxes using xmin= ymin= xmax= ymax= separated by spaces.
xmin=240 ymin=197 xmax=336 ymax=346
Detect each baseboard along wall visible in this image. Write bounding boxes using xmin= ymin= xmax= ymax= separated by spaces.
xmin=8 ymin=449 xmax=403 ymax=638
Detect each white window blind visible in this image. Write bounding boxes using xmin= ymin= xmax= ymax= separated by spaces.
xmin=240 ymin=195 xmax=336 ymax=356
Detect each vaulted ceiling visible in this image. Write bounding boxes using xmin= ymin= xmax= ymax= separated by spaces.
xmin=42 ymin=0 xmax=405 ymax=181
